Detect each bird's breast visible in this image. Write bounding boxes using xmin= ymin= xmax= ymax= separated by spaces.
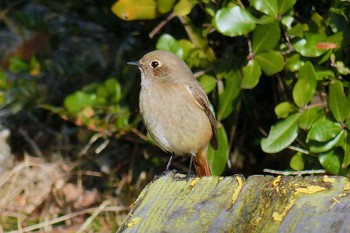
xmin=139 ymin=81 xmax=212 ymax=155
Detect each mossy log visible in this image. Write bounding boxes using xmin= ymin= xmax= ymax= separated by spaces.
xmin=117 ymin=173 xmax=350 ymax=233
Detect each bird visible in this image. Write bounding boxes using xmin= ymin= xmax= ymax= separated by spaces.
xmin=128 ymin=50 xmax=217 ymax=177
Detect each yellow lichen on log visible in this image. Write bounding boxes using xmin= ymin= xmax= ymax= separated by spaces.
xmin=117 ymin=174 xmax=350 ymax=233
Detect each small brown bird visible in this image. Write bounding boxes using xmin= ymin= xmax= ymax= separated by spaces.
xmin=128 ymin=50 xmax=217 ymax=177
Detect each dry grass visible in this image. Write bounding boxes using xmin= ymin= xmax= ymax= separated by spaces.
xmin=0 ymin=154 xmax=130 ymax=232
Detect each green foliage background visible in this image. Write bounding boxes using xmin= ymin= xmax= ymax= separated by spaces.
xmin=1 ymin=0 xmax=350 ymax=177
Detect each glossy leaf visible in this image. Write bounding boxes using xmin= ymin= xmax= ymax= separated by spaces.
xmin=213 ymin=6 xmax=256 ymax=37
xmin=249 ymin=0 xmax=278 ymax=17
xmin=288 ymin=23 xmax=309 ymax=37
xmin=252 ymin=23 xmax=280 ymax=54
xmin=315 ymin=68 xmax=335 ymax=81
xmin=208 ymin=125 xmax=229 ymax=176
xmin=290 ymin=152 xmax=304 ymax=171
xmin=310 ymin=12 xmax=327 ymax=35
xmin=298 ymin=107 xmax=321 ymax=130
xmin=329 ymin=79 xmax=348 ymax=123
xmin=293 ymin=33 xmax=328 ymax=57
xmin=307 ymin=116 xmax=342 ymax=142
xmin=178 ymin=39 xmax=194 ymax=60
xmin=261 ymin=113 xmax=301 ymax=153
xmin=103 ymin=78 xmax=122 ymax=103
xmin=156 ymin=34 xmax=183 ymax=58
xmin=275 ymin=101 xmax=298 ymax=119
xmin=341 ymin=132 xmax=350 ymax=168
xmin=157 ymin=0 xmax=176 ymax=14
xmin=218 ymin=71 xmax=241 ymax=120
xmin=285 ymin=54 xmax=304 ymax=72
xmin=111 ymin=0 xmax=158 ymax=21
xmin=199 ymin=74 xmax=217 ymax=94
xmin=292 ymin=62 xmax=317 ymax=108
xmin=309 ymin=130 xmax=344 ymax=153
xmin=64 ymin=91 xmax=97 ymax=113
xmin=319 ymin=150 xmax=341 ymax=174
xmin=278 ymin=0 xmax=297 ymax=15
xmin=241 ymin=61 xmax=261 ymax=89
xmin=255 ymin=51 xmax=284 ymax=76
xmin=173 ymin=0 xmax=193 ymax=16
xmin=281 ymin=15 xmax=293 ymax=28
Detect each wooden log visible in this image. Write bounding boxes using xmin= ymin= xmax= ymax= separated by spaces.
xmin=117 ymin=173 xmax=350 ymax=233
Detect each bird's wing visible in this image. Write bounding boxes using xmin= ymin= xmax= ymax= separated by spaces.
xmin=188 ymin=84 xmax=218 ymax=150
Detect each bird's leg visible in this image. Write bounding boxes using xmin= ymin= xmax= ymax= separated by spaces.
xmin=187 ymin=153 xmax=195 ymax=177
xmin=165 ymin=155 xmax=173 ymax=171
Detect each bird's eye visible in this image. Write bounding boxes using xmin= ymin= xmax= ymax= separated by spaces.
xmin=151 ymin=61 xmax=159 ymax=68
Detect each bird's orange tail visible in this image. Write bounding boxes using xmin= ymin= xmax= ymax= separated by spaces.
xmin=193 ymin=147 xmax=212 ymax=177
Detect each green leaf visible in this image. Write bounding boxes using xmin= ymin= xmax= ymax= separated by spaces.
xmin=9 ymin=57 xmax=30 ymax=73
xmin=213 ymin=6 xmax=256 ymax=37
xmin=293 ymin=80 xmax=312 ymax=107
xmin=103 ymin=78 xmax=122 ymax=103
xmin=111 ymin=0 xmax=158 ymax=21
xmin=293 ymin=33 xmax=328 ymax=57
xmin=315 ymin=68 xmax=335 ymax=80
xmin=281 ymin=15 xmax=293 ymax=28
xmin=249 ymin=0 xmax=278 ymax=17
xmin=288 ymin=23 xmax=309 ymax=37
xmin=218 ymin=71 xmax=241 ymax=120
xmin=64 ymin=91 xmax=97 ymax=113
xmin=156 ymin=34 xmax=183 ymax=58
xmin=278 ymin=0 xmax=297 ymax=15
xmin=178 ymin=39 xmax=194 ymax=60
xmin=310 ymin=12 xmax=327 ymax=34
xmin=241 ymin=61 xmax=261 ymax=89
xmin=319 ymin=150 xmax=341 ymax=174
xmin=309 ymin=130 xmax=344 ymax=153
xmin=292 ymin=62 xmax=317 ymax=108
xmin=285 ymin=54 xmax=304 ymax=72
xmin=341 ymin=132 xmax=350 ymax=168
xmin=329 ymin=79 xmax=348 ymax=123
xmin=204 ymin=2 xmax=216 ymax=17
xmin=298 ymin=107 xmax=321 ymax=130
xmin=0 ymin=71 xmax=8 ymax=90
xmin=290 ymin=152 xmax=304 ymax=171
xmin=252 ymin=23 xmax=280 ymax=54
xmin=275 ymin=101 xmax=298 ymax=119
xmin=157 ymin=0 xmax=176 ymax=14
xmin=261 ymin=113 xmax=301 ymax=153
xmin=307 ymin=116 xmax=342 ymax=142
xmin=199 ymin=74 xmax=217 ymax=94
xmin=173 ymin=0 xmax=193 ymax=16
xmin=255 ymin=51 xmax=284 ymax=76
xmin=334 ymin=61 xmax=350 ymax=75
xmin=208 ymin=125 xmax=229 ymax=176
xmin=318 ymin=49 xmax=333 ymax=65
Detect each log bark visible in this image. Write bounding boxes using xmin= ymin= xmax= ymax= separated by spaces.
xmin=117 ymin=173 xmax=350 ymax=233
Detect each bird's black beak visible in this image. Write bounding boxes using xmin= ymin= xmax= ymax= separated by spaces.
xmin=127 ymin=61 xmax=140 ymax=67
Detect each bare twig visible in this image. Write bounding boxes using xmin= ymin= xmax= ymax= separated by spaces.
xmin=18 ymin=128 xmax=44 ymax=158
xmin=79 ymin=133 xmax=107 ymax=156
xmin=131 ymin=128 xmax=149 ymax=142
xmin=263 ymin=169 xmax=326 ymax=176
xmin=149 ymin=12 xmax=176 ymax=39
xmin=246 ymin=37 xmax=254 ymax=60
xmin=193 ymin=67 xmax=212 ymax=78
xmin=178 ymin=16 xmax=200 ymax=48
xmin=76 ymin=200 xmax=111 ymax=233
xmin=287 ymin=146 xmax=310 ymax=155
xmin=282 ymin=29 xmax=294 ymax=55
xmin=7 ymin=205 xmax=129 ymax=233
